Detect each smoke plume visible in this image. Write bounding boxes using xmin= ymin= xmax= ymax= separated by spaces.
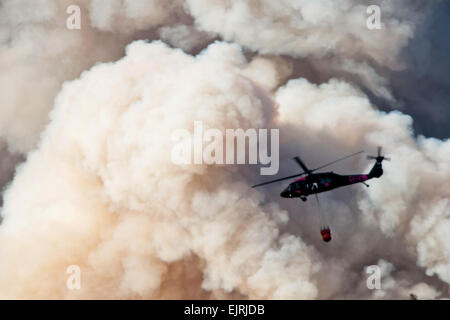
xmin=0 ymin=0 xmax=448 ymax=299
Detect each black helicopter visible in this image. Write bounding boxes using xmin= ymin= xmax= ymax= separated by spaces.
xmin=252 ymin=147 xmax=389 ymax=242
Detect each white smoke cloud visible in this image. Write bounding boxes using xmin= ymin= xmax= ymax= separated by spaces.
xmin=0 ymin=0 xmax=448 ymax=300
xmin=0 ymin=0 xmax=189 ymax=154
xmin=186 ymin=0 xmax=415 ymax=65
xmin=184 ymin=0 xmax=421 ymax=99
xmin=89 ymin=0 xmax=186 ymax=33
xmin=0 ymin=41 xmax=320 ymax=299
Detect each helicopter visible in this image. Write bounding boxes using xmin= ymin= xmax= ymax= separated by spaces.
xmin=252 ymin=147 xmax=389 ymax=242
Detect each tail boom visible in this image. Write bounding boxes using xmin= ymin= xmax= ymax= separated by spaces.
xmin=368 ymin=161 xmax=383 ymax=178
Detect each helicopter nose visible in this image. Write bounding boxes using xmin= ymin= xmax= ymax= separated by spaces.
xmin=280 ymin=190 xmax=291 ymax=198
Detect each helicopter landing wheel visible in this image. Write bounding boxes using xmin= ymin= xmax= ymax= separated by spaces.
xmin=300 ymin=196 xmax=307 ymax=202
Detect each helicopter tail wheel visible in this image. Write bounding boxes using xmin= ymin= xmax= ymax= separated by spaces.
xmin=301 ymin=196 xmax=307 ymax=202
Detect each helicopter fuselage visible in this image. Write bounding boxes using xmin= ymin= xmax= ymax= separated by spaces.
xmin=252 ymin=148 xmax=387 ymax=242
xmin=280 ymin=172 xmax=365 ymax=198
xmin=280 ymin=160 xmax=383 ymax=199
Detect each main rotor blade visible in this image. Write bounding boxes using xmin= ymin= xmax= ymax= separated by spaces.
xmin=311 ymin=150 xmax=364 ymax=172
xmin=251 ymin=172 xmax=307 ymax=188
xmin=252 ymin=150 xmax=363 ymax=188
xmin=293 ymin=156 xmax=311 ymax=173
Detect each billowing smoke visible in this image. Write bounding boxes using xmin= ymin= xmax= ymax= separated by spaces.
xmin=0 ymin=0 xmax=448 ymax=299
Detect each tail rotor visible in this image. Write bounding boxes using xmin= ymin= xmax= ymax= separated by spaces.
xmin=367 ymin=146 xmax=390 ymax=162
